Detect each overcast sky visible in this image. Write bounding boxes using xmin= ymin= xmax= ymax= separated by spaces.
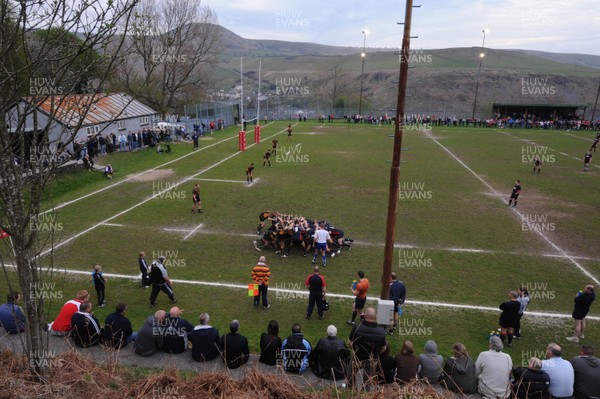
xmin=204 ymin=0 xmax=600 ymax=56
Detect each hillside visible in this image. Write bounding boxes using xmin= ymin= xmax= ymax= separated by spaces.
xmin=211 ymin=28 xmax=600 ymax=116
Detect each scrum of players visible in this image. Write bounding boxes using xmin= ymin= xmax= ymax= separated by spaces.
xmin=252 ymin=211 xmax=353 ymax=258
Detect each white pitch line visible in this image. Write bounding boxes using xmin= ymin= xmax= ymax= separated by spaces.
xmin=102 ymin=222 xmax=125 ymax=227
xmin=40 ymin=123 xmax=278 ymax=215
xmin=247 ymin=178 xmax=260 ymax=187
xmin=183 ymin=223 xmax=204 ymax=241
xmin=425 ymin=129 xmax=600 ymax=286
xmin=4 ymin=264 xmax=598 ymax=321
xmin=164 ymin=228 xmax=194 ymax=233
xmin=40 ymin=125 xmax=294 ymax=257
xmin=498 ymin=130 xmax=600 ymax=169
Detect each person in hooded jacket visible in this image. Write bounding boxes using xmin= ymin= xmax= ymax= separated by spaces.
xmin=418 ymin=340 xmax=443 ymax=384
xmin=570 ymin=345 xmax=600 ymax=399
xmin=442 ymin=343 xmax=477 ymax=394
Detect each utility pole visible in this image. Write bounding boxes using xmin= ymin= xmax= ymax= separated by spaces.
xmin=381 ymin=0 xmax=415 ymax=300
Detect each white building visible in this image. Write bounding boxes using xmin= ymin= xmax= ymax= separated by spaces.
xmin=6 ymin=92 xmax=158 ymax=157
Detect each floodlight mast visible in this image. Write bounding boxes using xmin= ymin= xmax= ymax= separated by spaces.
xmin=381 ymin=0 xmax=415 ymax=300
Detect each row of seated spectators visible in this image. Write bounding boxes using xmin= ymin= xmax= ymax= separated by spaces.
xmin=2 ymin=291 xmax=599 ymax=397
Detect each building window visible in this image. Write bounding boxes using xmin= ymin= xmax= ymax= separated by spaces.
xmin=140 ymin=117 xmax=149 ymax=126
xmin=117 ymin=120 xmax=125 ymax=130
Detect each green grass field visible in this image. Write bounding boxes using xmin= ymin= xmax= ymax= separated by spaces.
xmin=2 ymin=121 xmax=599 ymax=366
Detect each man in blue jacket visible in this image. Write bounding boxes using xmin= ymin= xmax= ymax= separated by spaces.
xmin=282 ymin=323 xmax=312 ymax=373
xmin=0 ymin=292 xmax=26 ymax=334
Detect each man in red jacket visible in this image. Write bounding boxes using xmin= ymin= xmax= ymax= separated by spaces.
xmin=50 ymin=290 xmax=89 ymax=336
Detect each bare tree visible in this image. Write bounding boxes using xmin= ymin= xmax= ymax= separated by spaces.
xmin=114 ymin=0 xmax=222 ymax=118
xmin=0 ymin=0 xmax=139 ymax=380
xmin=314 ymin=59 xmax=354 ymax=112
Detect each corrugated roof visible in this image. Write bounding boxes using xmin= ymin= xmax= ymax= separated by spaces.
xmin=23 ymin=92 xmax=157 ymax=128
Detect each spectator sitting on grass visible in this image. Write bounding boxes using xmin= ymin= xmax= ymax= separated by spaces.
xmin=71 ymin=301 xmax=103 ymax=348
xmin=0 ymin=292 xmax=26 ymax=334
xmin=133 ymin=310 xmax=168 ymax=357
xmin=103 ymin=303 xmax=136 ymax=349
xmin=220 ymin=319 xmax=250 ymax=369
xmin=104 ymin=164 xmax=114 ymax=179
xmin=162 ymin=307 xmax=193 ymax=355
xmin=189 ymin=313 xmax=220 ymax=362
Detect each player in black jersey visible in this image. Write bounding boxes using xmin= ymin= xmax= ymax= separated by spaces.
xmin=533 ymin=157 xmax=542 ymax=174
xmin=246 ymin=163 xmax=255 ymax=184
xmin=507 ymin=179 xmax=521 ymax=207
xmin=263 ymin=149 xmax=272 ymax=167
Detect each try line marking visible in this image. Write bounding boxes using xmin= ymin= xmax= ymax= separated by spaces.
xmin=424 ymin=129 xmax=600 ymax=286
xmin=4 ymin=264 xmax=597 ymax=321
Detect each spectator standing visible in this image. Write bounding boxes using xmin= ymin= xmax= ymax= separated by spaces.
xmin=92 ymin=264 xmax=106 ymax=307
xmin=567 ymin=284 xmax=595 ymax=343
xmin=348 ymin=307 xmax=387 ymax=383
xmin=387 ymin=272 xmax=406 ymax=334
xmin=138 ymin=251 xmax=150 ymax=288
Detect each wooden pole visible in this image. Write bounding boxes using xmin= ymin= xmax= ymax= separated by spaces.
xmin=381 ymin=0 xmax=414 ymax=300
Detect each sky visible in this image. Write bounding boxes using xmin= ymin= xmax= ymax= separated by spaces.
xmin=203 ymin=0 xmax=600 ymax=56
